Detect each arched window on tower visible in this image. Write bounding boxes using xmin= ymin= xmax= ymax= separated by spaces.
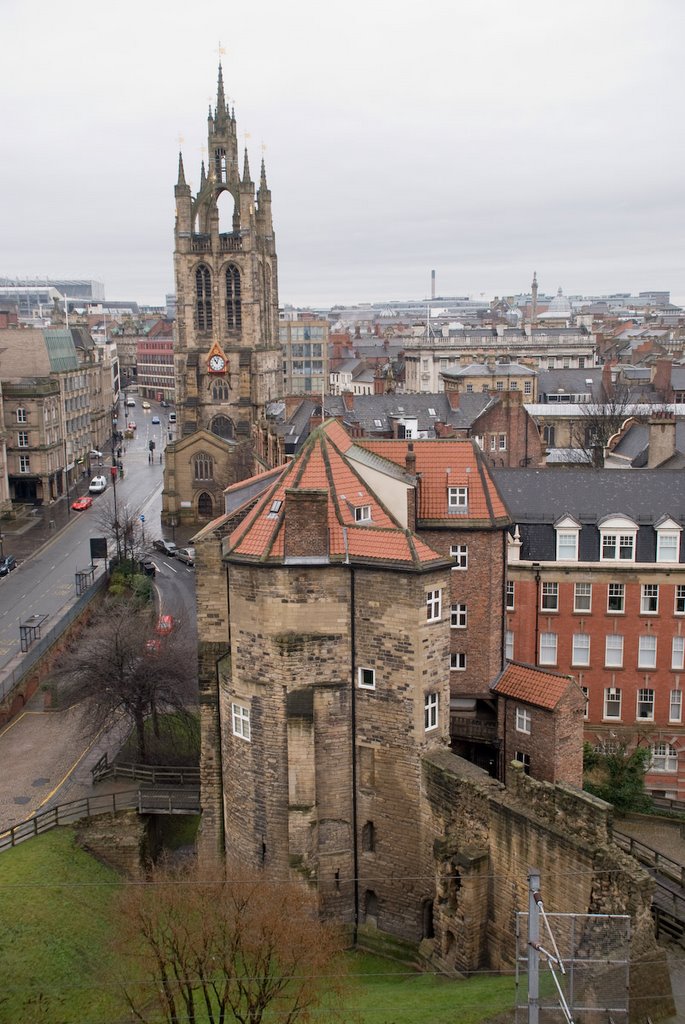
xmin=193 ymin=452 xmax=214 ymax=481
xmin=197 ymin=492 xmax=213 ymax=519
xmin=215 ymin=147 xmax=227 ymax=182
xmin=263 ymin=263 xmax=272 ymax=341
xmin=211 ymin=415 xmax=234 ymax=440
xmin=226 ymin=264 xmax=242 ymax=331
xmin=212 ymin=379 xmax=229 ymax=402
xmin=195 ymin=265 xmax=213 ymax=332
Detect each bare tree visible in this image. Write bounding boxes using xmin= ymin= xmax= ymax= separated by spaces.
xmin=95 ymin=496 xmax=146 ymax=566
xmin=60 ymin=600 xmax=196 ymax=761
xmin=115 ymin=861 xmax=347 ymax=1024
xmin=569 ymin=382 xmax=642 ymax=467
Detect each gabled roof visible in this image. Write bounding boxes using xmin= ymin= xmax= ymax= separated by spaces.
xmin=358 ymin=438 xmax=510 ymax=526
xmin=226 ymin=421 xmax=448 ymax=570
xmin=492 ymin=661 xmax=580 ymax=710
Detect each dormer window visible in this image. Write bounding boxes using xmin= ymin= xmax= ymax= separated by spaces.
xmin=655 ymin=517 xmax=681 ymax=563
xmin=555 ymin=515 xmax=580 ymax=561
xmin=355 ymin=504 xmax=371 ymax=523
xmin=599 ymin=515 xmax=638 ymax=562
xmin=447 ymin=486 xmax=468 ymax=513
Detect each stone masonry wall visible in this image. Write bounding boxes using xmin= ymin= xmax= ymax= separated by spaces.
xmin=421 ymin=750 xmax=674 ymax=1020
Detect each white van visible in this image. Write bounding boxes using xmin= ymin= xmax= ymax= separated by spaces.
xmin=168 ymin=412 xmax=176 ymax=424
xmin=89 ymin=475 xmax=107 ymax=494
xmin=126 ymin=398 xmax=136 ymax=408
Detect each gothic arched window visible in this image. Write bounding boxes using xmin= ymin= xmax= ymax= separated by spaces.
xmin=197 ymin=492 xmax=213 ymax=519
xmin=215 ymin=147 xmax=227 ymax=182
xmin=212 ymin=380 xmax=229 ymax=402
xmin=195 ymin=265 xmax=213 ymax=332
xmin=193 ymin=453 xmax=214 ymax=481
xmin=226 ymin=264 xmax=242 ymax=331
xmin=211 ymin=415 xmax=234 ymax=440
xmin=263 ymin=263 xmax=272 ymax=341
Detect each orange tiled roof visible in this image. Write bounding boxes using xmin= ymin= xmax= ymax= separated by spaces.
xmin=227 ymin=423 xmax=447 ymax=569
xmin=356 ymin=439 xmax=509 ymax=524
xmin=491 ymin=662 xmax=578 ymax=710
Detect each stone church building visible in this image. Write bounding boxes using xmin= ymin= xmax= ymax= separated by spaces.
xmin=162 ymin=65 xmax=281 ymax=526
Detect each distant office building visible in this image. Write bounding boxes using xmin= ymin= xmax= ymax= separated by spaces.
xmin=136 ymin=320 xmax=175 ymax=401
xmin=280 ymin=318 xmax=328 ymax=396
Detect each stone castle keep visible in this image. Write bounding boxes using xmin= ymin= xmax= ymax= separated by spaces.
xmin=192 ymin=420 xmax=673 ymax=1018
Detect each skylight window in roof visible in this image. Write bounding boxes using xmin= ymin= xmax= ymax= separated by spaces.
xmin=267 ymin=499 xmax=283 ymax=518
xmin=374 ymin=419 xmax=383 ymax=427
xmin=428 ymin=408 xmax=436 ymax=416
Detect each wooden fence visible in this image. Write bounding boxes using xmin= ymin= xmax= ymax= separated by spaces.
xmin=0 ymin=786 xmax=200 ymax=853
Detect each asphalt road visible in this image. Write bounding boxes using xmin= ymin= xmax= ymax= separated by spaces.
xmin=0 ymin=414 xmax=163 ymax=673
xmin=0 ymin=394 xmax=198 ymax=831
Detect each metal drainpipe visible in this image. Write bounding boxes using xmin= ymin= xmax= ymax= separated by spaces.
xmin=349 ymin=562 xmax=360 ymax=943
xmin=533 ymin=564 xmax=541 ymax=666
xmin=344 ymin=528 xmax=360 ymax=942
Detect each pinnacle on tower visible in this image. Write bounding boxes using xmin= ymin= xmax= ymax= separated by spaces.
xmin=200 ymin=160 xmax=206 ymax=188
xmin=242 ymin=147 xmax=252 ymax=184
xmin=260 ymin=157 xmax=269 ymax=191
xmin=216 ymin=62 xmax=226 ymax=116
xmin=177 ymin=152 xmax=187 ymax=187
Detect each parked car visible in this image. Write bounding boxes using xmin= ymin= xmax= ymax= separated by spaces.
xmin=160 ymin=400 xmax=170 ymax=408
xmin=126 ymin=398 xmax=136 ymax=408
xmin=155 ymin=614 xmax=174 ymax=635
xmin=72 ymin=495 xmax=93 ymax=511
xmin=0 ymin=554 xmax=17 ymax=576
xmin=88 ymin=476 xmax=107 ymax=494
xmin=152 ymin=538 xmax=178 ymax=557
xmin=139 ymin=558 xmax=156 ymax=577
xmin=151 ymin=415 xmax=160 ymax=424
xmin=142 ymin=400 xmax=151 ymax=410
xmin=90 ymin=449 xmax=103 ymax=459
xmin=176 ymin=547 xmax=195 ymax=566
xmin=168 ymin=412 xmax=176 ymax=424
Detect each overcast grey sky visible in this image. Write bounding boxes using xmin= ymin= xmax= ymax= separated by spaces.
xmin=2 ymin=0 xmax=684 ymax=307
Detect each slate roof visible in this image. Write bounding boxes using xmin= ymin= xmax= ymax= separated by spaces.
xmin=323 ymin=392 xmax=494 ymax=434
xmin=493 ymin=467 xmax=684 ymax=524
xmin=537 ymin=368 xmax=603 ymax=401
xmin=492 ymin=662 xmax=580 ymax=710
xmin=611 ymin=421 xmax=685 ymax=461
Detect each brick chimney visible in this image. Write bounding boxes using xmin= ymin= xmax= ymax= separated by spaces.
xmin=601 ymin=361 xmax=616 ymax=399
xmin=283 ymin=490 xmax=329 ymax=559
xmin=648 ymin=413 xmax=677 ymax=468
xmin=342 ymin=391 xmax=354 ymax=410
xmin=373 ymin=370 xmax=385 ymax=395
xmin=445 ymin=383 xmax=460 ymax=410
xmin=652 ymin=359 xmax=673 ymax=400
xmin=405 ymin=444 xmax=417 ymax=531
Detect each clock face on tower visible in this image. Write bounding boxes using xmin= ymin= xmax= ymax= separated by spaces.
xmin=208 ymin=354 xmax=226 ymax=373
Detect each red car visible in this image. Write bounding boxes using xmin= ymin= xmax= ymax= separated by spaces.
xmin=155 ymin=614 xmax=174 ymax=635
xmin=72 ymin=496 xmax=93 ymax=511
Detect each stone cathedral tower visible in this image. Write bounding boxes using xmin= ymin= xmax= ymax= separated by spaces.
xmin=162 ymin=65 xmax=281 ymax=526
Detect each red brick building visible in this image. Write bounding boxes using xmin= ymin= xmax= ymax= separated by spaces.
xmin=496 ymin=467 xmax=685 ymax=800
xmin=492 ymin=662 xmax=585 ymax=786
